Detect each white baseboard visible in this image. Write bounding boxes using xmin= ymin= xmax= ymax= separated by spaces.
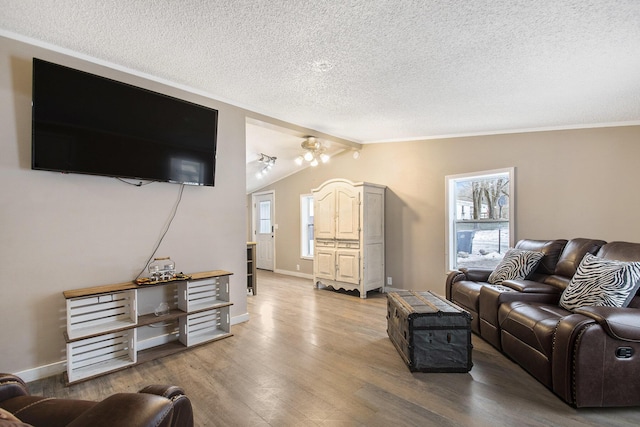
xmin=231 ymin=312 xmax=249 ymax=325
xmin=14 ymin=312 xmax=251 ymax=383
xmin=273 ymin=269 xmax=313 ymax=280
xmin=15 ymin=361 xmax=66 ymax=383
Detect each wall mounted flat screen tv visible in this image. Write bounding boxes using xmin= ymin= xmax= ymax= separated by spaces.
xmin=32 ymin=58 xmax=218 ymax=186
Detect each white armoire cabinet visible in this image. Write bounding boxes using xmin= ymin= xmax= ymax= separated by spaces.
xmin=312 ymin=179 xmax=386 ymax=298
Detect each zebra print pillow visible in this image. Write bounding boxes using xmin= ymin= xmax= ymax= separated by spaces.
xmin=559 ymin=253 xmax=640 ymax=311
xmin=488 ymin=248 xmax=545 ymax=285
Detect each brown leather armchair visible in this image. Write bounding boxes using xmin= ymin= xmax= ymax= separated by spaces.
xmin=0 ymin=374 xmax=193 ymax=427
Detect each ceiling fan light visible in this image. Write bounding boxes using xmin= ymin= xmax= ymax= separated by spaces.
xmin=310 ymin=158 xmax=319 ymax=167
xmin=303 ymin=151 xmax=314 ymax=162
xmin=295 ymin=156 xmax=303 ymax=165
xmin=320 ymin=153 xmax=330 ymax=163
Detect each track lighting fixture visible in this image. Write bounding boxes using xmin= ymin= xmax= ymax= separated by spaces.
xmin=255 ymin=153 xmax=276 ymax=179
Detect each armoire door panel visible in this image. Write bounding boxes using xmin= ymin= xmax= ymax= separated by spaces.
xmin=315 ymin=249 xmax=335 ymax=280
xmin=314 ymin=189 xmax=335 ymax=240
xmin=336 ymin=250 xmax=360 ymax=285
xmin=336 ymin=186 xmax=360 ymax=240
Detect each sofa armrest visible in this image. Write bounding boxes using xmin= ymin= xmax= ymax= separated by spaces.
xmin=4 ymin=396 xmax=94 ymax=427
xmin=461 ymin=268 xmax=493 ymax=282
xmin=553 ymin=309 xmax=640 ymax=407
xmin=445 ymin=270 xmax=465 ymax=300
xmin=66 ymin=393 xmax=175 ymax=427
xmin=479 ymin=285 xmax=561 ymax=335
xmin=501 ymin=279 xmax=562 ymax=294
xmin=551 ymin=313 xmax=597 ymax=404
xmin=573 ymin=306 xmax=640 ymax=342
xmin=0 ymin=375 xmax=29 ymax=403
xmin=139 ymin=385 xmax=193 ymax=427
xmin=446 ymin=268 xmax=494 ymax=301
xmin=138 ymin=385 xmax=185 ymax=400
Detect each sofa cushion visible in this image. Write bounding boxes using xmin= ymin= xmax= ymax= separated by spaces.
xmin=498 ymin=301 xmax=570 ymax=358
xmin=450 ymin=281 xmax=483 ymax=313
xmin=488 ymin=248 xmax=545 ymax=285
xmin=515 ymin=239 xmax=567 ymax=276
xmin=553 ymin=238 xmax=607 ymax=279
xmin=597 ymin=241 xmax=640 ymax=262
xmin=559 ymin=253 xmax=640 ymax=310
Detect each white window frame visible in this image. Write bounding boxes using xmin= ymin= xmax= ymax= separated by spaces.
xmin=445 ymin=167 xmax=515 ymax=271
xmin=300 ymin=194 xmax=314 ymax=259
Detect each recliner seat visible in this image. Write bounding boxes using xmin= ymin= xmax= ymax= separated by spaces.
xmin=447 ymin=238 xmax=569 ymax=338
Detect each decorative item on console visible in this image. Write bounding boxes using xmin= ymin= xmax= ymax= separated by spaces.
xmin=135 ymin=257 xmax=191 ymax=285
xmin=149 ymin=256 xmax=176 ymax=281
xmin=154 ymin=301 xmax=171 ymax=316
xmin=135 ymin=257 xmax=192 ymax=285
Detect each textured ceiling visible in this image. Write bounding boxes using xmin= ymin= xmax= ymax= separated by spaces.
xmin=2 ymin=0 xmax=640 ymax=142
xmin=2 ymin=1 xmax=640 ymax=191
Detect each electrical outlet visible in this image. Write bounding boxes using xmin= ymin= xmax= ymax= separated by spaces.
xmin=387 ymin=277 xmax=392 ymax=286
xmin=296 ymin=264 xmax=300 ymax=271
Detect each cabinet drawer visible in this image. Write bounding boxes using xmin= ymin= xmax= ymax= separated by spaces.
xmin=67 ymin=330 xmax=136 ymax=383
xmin=315 ymin=239 xmax=336 ymax=248
xmin=336 ymin=249 xmax=360 ymax=285
xmin=337 ymin=241 xmax=359 ymax=249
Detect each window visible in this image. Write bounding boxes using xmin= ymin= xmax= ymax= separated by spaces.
xmin=258 ymin=200 xmax=272 ymax=234
xmin=446 ymin=168 xmax=514 ymax=270
xmin=300 ymin=194 xmax=314 ymax=258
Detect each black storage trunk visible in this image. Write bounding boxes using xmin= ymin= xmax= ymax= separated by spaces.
xmin=387 ymin=290 xmax=473 ymax=372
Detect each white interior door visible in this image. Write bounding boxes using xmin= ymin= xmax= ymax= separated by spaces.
xmin=253 ymin=192 xmax=275 ymax=271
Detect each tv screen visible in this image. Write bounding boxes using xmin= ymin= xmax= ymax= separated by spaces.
xmin=32 ymin=58 xmax=218 ymax=186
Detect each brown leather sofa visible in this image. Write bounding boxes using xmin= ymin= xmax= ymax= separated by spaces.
xmin=446 ymin=239 xmax=640 ymax=408
xmin=0 ymin=373 xmax=193 ymax=427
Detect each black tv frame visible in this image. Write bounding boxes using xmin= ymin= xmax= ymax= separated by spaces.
xmin=31 ymin=58 xmax=218 ymax=186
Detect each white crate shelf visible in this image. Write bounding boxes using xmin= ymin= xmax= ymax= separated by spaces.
xmin=66 ymin=330 xmax=136 ymax=383
xmin=63 ymin=270 xmax=233 ymax=384
xmin=177 ymin=276 xmax=229 ymax=312
xmin=179 ymin=307 xmax=231 ymax=347
xmin=66 ymin=290 xmax=136 ymax=341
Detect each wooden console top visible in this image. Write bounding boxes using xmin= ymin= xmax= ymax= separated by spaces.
xmin=63 ymin=270 xmax=233 ymax=299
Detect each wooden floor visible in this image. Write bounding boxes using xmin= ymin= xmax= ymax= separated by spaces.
xmin=29 ymin=271 xmax=639 ymax=426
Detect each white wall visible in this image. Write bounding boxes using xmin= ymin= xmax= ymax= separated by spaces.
xmin=0 ymin=36 xmax=248 ymax=378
